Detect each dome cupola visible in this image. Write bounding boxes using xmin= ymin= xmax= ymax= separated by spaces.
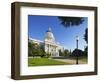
xmin=45 ymin=27 xmax=55 ymax=42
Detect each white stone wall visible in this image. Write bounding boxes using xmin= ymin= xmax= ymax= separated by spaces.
xmin=44 ymin=41 xmax=63 ymax=57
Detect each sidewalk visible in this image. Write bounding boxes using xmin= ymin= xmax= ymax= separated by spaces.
xmin=53 ymin=59 xmax=87 ymax=65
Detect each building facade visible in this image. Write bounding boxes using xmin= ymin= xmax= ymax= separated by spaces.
xmin=29 ymin=27 xmax=64 ymax=57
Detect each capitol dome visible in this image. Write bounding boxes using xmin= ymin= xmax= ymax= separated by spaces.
xmin=45 ymin=27 xmax=55 ymax=42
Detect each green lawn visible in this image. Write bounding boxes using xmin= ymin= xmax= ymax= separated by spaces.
xmin=28 ymin=57 xmax=70 ymax=66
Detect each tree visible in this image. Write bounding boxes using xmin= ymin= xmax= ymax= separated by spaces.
xmin=83 ymin=28 xmax=88 ymax=56
xmin=28 ymin=41 xmax=37 ymax=57
xmin=71 ymin=49 xmax=84 ymax=57
xmin=40 ymin=48 xmax=46 ymax=57
xmin=64 ymin=49 xmax=70 ymax=56
xmin=59 ymin=49 xmax=70 ymax=57
xmin=45 ymin=53 xmax=51 ymax=58
xmin=28 ymin=40 xmax=46 ymax=57
xmin=84 ymin=28 xmax=88 ymax=43
xmin=84 ymin=46 xmax=88 ymax=56
xmin=28 ymin=41 xmax=33 ymax=56
xmin=59 ymin=49 xmax=63 ymax=56
xmin=69 ymin=49 xmax=72 ymax=56
xmin=58 ymin=17 xmax=84 ymax=27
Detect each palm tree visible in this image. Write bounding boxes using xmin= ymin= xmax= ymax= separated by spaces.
xmin=84 ymin=28 xmax=88 ymax=43
xmin=58 ymin=17 xmax=84 ymax=27
xmin=84 ymin=28 xmax=88 ymax=56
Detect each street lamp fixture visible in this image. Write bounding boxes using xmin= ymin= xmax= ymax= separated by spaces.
xmin=76 ymin=36 xmax=79 ymax=64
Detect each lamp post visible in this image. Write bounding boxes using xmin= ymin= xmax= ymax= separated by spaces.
xmin=76 ymin=36 xmax=79 ymax=64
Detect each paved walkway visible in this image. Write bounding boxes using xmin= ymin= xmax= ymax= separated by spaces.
xmin=53 ymin=59 xmax=87 ymax=65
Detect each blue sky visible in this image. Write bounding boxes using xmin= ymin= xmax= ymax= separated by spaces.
xmin=28 ymin=15 xmax=87 ymax=51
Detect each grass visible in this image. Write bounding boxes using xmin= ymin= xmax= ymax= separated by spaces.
xmin=28 ymin=57 xmax=70 ymax=66
xmin=28 ymin=56 xmax=88 ymax=66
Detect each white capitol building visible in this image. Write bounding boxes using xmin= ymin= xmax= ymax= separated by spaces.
xmin=29 ymin=27 xmax=64 ymax=57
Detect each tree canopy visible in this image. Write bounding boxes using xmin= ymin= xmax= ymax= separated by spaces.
xmin=84 ymin=28 xmax=88 ymax=43
xmin=71 ymin=49 xmax=84 ymax=57
xmin=58 ymin=17 xmax=84 ymax=27
xmin=28 ymin=41 xmax=45 ymax=57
